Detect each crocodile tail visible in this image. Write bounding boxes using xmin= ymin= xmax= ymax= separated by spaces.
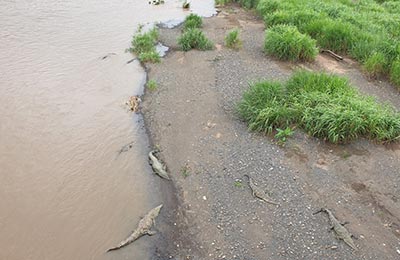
xmin=312 ymin=208 xmax=325 ymax=215
xmin=106 ymin=231 xmax=139 ymax=253
xmin=106 ymin=238 xmax=133 ymax=253
xmin=345 ymin=239 xmax=358 ymax=250
xmin=106 ymin=245 xmax=121 ymax=252
xmin=262 ymin=198 xmax=279 ymax=206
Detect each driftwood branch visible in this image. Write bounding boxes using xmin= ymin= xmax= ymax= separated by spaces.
xmin=321 ymin=49 xmax=343 ymax=61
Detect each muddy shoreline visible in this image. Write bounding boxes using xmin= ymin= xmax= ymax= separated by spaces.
xmin=142 ymin=5 xmax=400 ymax=260
xmin=139 ymin=46 xmax=197 ymax=260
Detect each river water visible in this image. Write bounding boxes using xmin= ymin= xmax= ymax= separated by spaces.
xmin=0 ymin=1 xmax=213 ymax=259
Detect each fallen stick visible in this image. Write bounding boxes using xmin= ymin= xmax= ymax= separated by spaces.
xmin=321 ymin=49 xmax=343 ymax=61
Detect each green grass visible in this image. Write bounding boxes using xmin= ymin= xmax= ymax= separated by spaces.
xmin=178 ymin=28 xmax=214 ymax=51
xmin=130 ymin=27 xmax=160 ymax=63
xmin=181 ymin=164 xmax=191 ymax=178
xmin=275 ymin=127 xmax=294 ymax=145
xmin=391 ymin=59 xmax=400 ymax=86
xmin=225 ymin=28 xmax=242 ymax=49
xmin=238 ymin=70 xmax=400 ymax=143
xmin=215 ymin=0 xmax=231 ymax=5
xmin=363 ymin=52 xmax=387 ymax=79
xmin=264 ymin=24 xmax=318 ymax=62
xmin=256 ymin=0 xmax=279 ymax=14
xmin=183 ymin=14 xmax=203 ymax=31
xmin=147 ymin=79 xmax=158 ymax=91
xmin=310 ymin=20 xmax=354 ymax=54
xmin=139 ymin=51 xmax=161 ymax=63
xmin=248 ymin=0 xmax=400 ymax=87
xmin=234 ymin=180 xmax=243 ymax=188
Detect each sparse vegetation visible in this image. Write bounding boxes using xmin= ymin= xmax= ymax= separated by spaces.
xmin=183 ymin=14 xmax=203 ymax=31
xmin=130 ymin=27 xmax=160 ymax=63
xmin=234 ymin=180 xmax=243 ymax=188
xmin=341 ymin=150 xmax=351 ymax=159
xmin=181 ymin=163 xmax=191 ymax=178
xmin=147 ymin=79 xmax=158 ymax=91
xmin=178 ymin=28 xmax=214 ymax=51
xmin=238 ymin=70 xmax=400 ymax=143
xmin=274 ymin=127 xmax=294 ymax=145
xmin=264 ymin=24 xmax=318 ymax=62
xmin=225 ymin=28 xmax=242 ymax=49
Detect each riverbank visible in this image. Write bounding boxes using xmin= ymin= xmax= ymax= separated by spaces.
xmin=143 ymin=5 xmax=400 ymax=259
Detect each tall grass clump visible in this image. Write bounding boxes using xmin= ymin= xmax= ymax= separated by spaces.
xmin=264 ymin=24 xmax=318 ymax=62
xmin=391 ymin=59 xmax=400 ymax=86
xmin=183 ymin=14 xmax=203 ymax=31
xmin=311 ymin=20 xmax=355 ymax=53
xmin=256 ymin=0 xmax=280 ymax=15
xmin=238 ymin=70 xmax=400 ymax=143
xmin=225 ymin=28 xmax=242 ymax=49
xmin=252 ymin=0 xmax=400 ymax=87
xmin=363 ymin=52 xmax=387 ymax=79
xmin=130 ymin=27 xmax=160 ymax=63
xmin=238 ymin=81 xmax=298 ymax=133
xmin=178 ymin=28 xmax=214 ymax=51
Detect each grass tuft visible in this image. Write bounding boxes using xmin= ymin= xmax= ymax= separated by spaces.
xmin=147 ymin=79 xmax=158 ymax=91
xmin=181 ymin=163 xmax=191 ymax=178
xmin=234 ymin=180 xmax=243 ymax=188
xmin=363 ymin=52 xmax=387 ymax=79
xmin=264 ymin=24 xmax=318 ymax=62
xmin=183 ymin=14 xmax=203 ymax=31
xmin=178 ymin=28 xmax=214 ymax=51
xmin=139 ymin=51 xmax=161 ymax=63
xmin=275 ymin=127 xmax=294 ymax=145
xmin=238 ymin=70 xmax=400 ymax=143
xmin=130 ymin=27 xmax=160 ymax=63
xmin=225 ymin=28 xmax=242 ymax=49
xmin=391 ymin=59 xmax=400 ymax=86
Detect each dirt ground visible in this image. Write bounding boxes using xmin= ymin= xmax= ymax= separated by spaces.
xmin=143 ymin=5 xmax=400 ymax=260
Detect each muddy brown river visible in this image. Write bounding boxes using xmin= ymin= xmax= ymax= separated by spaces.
xmin=0 ymin=1 xmax=213 ymax=259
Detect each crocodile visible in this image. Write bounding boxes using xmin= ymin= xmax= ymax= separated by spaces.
xmin=101 ymin=53 xmax=116 ymax=60
xmin=182 ymin=0 xmax=190 ymax=9
xmin=314 ymin=208 xmax=357 ymax=250
xmin=244 ymin=174 xmax=279 ymax=205
xmin=126 ymin=96 xmax=141 ymax=112
xmin=107 ymin=204 xmax=163 ymax=252
xmin=117 ymin=141 xmax=135 ymax=155
xmin=149 ymin=150 xmax=170 ymax=180
xmin=126 ymin=58 xmax=137 ymax=64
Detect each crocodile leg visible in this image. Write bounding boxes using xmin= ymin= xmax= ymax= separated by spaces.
xmin=147 ymin=230 xmax=157 ymax=236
